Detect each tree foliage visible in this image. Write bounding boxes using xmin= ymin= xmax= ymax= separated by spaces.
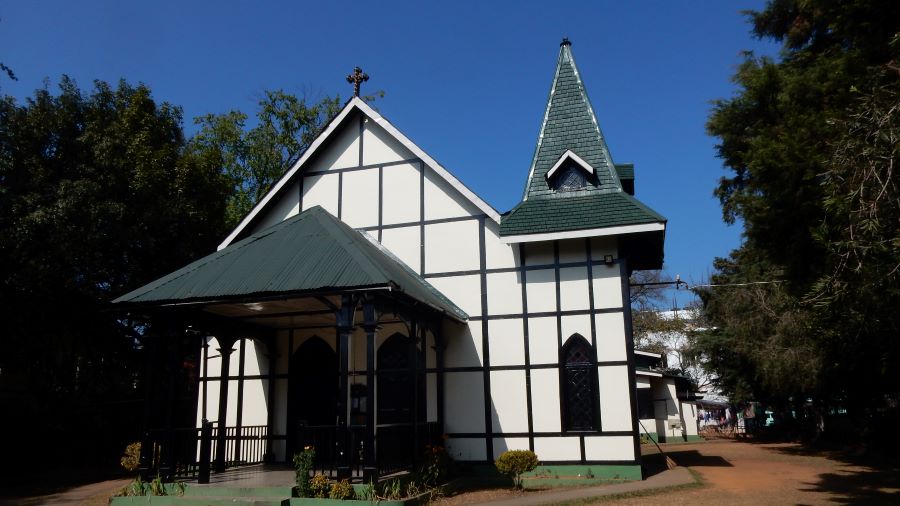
xmin=190 ymin=89 xmax=382 ymax=227
xmin=0 ymin=77 xmax=231 ymax=474
xmin=699 ymin=0 xmax=900 ymax=436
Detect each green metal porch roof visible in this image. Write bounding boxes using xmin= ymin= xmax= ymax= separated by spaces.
xmin=112 ymin=206 xmax=468 ymax=321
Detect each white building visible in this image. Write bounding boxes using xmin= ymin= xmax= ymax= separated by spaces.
xmin=114 ymin=40 xmax=667 ymax=482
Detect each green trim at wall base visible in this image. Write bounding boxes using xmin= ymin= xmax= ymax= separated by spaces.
xmin=525 ymin=465 xmax=642 ymax=483
xmin=464 ymin=463 xmax=642 ymax=483
xmin=640 ymin=432 xmax=659 ymax=443
xmin=684 ymin=435 xmax=705 ymax=442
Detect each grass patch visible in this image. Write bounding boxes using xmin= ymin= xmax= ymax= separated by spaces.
xmin=544 ymin=468 xmax=704 ymax=505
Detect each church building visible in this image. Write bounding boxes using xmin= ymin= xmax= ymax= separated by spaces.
xmin=113 ymin=39 xmax=667 ymax=482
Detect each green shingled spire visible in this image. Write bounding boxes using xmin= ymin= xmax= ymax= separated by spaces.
xmin=500 ymin=40 xmax=667 ymax=246
xmin=522 ymin=39 xmax=621 ymax=200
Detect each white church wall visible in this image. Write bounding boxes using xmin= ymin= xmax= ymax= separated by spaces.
xmin=561 ymin=314 xmax=592 ymax=345
xmin=529 ymin=368 xmax=561 ymax=432
xmin=444 ymin=371 xmax=485 ymax=433
xmin=487 ymin=319 xmax=525 ymax=366
xmin=528 ymin=317 xmax=559 ymax=365
xmin=424 ymin=220 xmax=480 ymax=273
xmin=558 ymin=239 xmax=587 ymax=263
xmin=254 ymin=179 xmax=301 ymax=232
xmin=525 ymin=269 xmax=556 ymax=313
xmin=595 ymin=313 xmax=628 ymax=362
xmin=446 ymin=438 xmax=486 ymax=462
xmin=489 ymin=370 xmax=528 ymax=433
xmin=598 ymin=365 xmax=632 ymax=432
xmin=492 ymin=437 xmax=530 ymax=460
xmin=380 ymin=225 xmax=421 ymax=273
xmin=559 ymin=266 xmax=590 ymax=311
xmin=524 ymin=241 xmax=554 ymax=266
xmin=340 ymin=167 xmax=380 ymax=228
xmin=424 ymin=168 xmax=481 ymax=220
xmin=486 ymin=271 xmax=523 ymax=316
xmin=591 ymin=264 xmax=622 ymax=309
xmin=312 ymin=115 xmax=361 ymax=171
xmin=484 ymin=222 xmax=518 ymax=269
xmin=584 ymin=436 xmax=634 ymax=461
xmin=427 ymin=275 xmax=482 ymax=317
xmin=534 ymin=437 xmax=580 ymax=460
xmin=301 ymin=173 xmax=339 ymax=216
xmin=683 ymin=401 xmax=699 ymax=437
xmin=362 ymin=118 xmax=414 ymax=166
xmin=444 ymin=322 xmax=483 ymax=368
xmin=381 ymin=163 xmax=421 ymax=225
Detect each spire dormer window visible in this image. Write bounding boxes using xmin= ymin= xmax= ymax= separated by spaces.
xmin=546 ymin=150 xmax=594 ymax=193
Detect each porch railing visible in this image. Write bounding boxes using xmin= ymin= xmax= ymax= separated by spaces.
xmin=294 ymin=421 xmax=441 ymax=479
xmin=143 ymin=423 xmax=268 ymax=480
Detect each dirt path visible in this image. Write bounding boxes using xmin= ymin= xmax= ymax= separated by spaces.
xmin=621 ymin=440 xmax=900 ymax=505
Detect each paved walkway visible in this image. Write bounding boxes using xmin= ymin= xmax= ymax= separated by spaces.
xmin=0 ymin=478 xmax=132 ymax=506
xmin=469 ymin=467 xmax=694 ymax=506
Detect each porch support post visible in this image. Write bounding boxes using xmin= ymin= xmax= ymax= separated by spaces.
xmin=435 ymin=318 xmax=445 ymax=432
xmin=214 ymin=335 xmax=236 ymax=473
xmin=138 ymin=329 xmax=159 ymax=479
xmin=409 ymin=318 xmax=419 ymax=466
xmin=336 ymin=294 xmax=355 ymax=479
xmin=161 ymin=318 xmax=182 ymax=481
xmin=362 ymin=297 xmax=379 ymax=482
xmin=265 ymin=332 xmax=278 ymax=462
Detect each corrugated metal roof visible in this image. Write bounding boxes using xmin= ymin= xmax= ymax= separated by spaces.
xmin=112 ymin=206 xmax=468 ymax=321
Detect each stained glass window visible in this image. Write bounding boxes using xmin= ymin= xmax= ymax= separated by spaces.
xmin=555 ymin=166 xmax=587 ymax=192
xmin=561 ymin=335 xmax=598 ymax=431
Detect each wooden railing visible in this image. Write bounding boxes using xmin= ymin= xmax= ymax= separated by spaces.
xmin=143 ymin=423 xmax=268 ymax=480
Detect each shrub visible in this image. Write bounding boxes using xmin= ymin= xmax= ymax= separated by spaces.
xmin=309 ymin=473 xmax=330 ymax=498
xmin=329 ymin=479 xmax=356 ymax=500
xmin=495 ymin=450 xmax=539 ymax=489
xmin=120 ymin=441 xmax=141 ymax=472
xmin=292 ymin=446 xmax=315 ymax=497
xmin=419 ymin=444 xmax=451 ymax=485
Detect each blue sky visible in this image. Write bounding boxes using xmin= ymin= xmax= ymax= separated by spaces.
xmin=2 ymin=1 xmax=779 ymax=307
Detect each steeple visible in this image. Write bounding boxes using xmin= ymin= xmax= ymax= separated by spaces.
xmin=521 ymin=39 xmax=621 ymax=200
xmin=499 ymin=40 xmax=667 ymax=263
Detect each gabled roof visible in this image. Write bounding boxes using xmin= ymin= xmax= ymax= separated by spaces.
xmin=113 ymin=206 xmax=468 ymax=322
xmin=219 ymin=97 xmax=501 ymax=250
xmin=521 ymin=40 xmax=622 ymax=201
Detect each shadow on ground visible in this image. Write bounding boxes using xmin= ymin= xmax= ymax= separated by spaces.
xmin=761 ymin=441 xmax=900 ymax=505
xmin=642 ymin=449 xmax=732 ymax=478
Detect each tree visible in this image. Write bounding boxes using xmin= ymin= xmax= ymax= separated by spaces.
xmin=702 ymin=0 xmax=900 ymax=439
xmin=0 ymin=77 xmax=230 ymax=476
xmin=190 ymin=90 xmax=384 ymax=227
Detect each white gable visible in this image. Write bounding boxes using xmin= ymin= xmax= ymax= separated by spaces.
xmin=218 ymin=97 xmax=500 ymax=250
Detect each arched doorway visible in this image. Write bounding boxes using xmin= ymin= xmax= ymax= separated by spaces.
xmin=376 ymin=333 xmax=424 ymax=424
xmin=288 ymin=337 xmax=337 ymax=459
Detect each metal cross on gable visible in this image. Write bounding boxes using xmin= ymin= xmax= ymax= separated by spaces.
xmin=346 ymin=66 xmax=369 ymax=97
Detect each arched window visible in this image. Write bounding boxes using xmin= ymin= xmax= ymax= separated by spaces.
xmin=561 ymin=335 xmax=599 ymax=431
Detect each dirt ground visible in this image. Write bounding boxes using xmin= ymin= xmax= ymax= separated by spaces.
xmin=3 ymin=440 xmax=898 ymax=505
xmin=435 ymin=439 xmax=900 ymax=505
xmin=618 ymin=439 xmax=900 ymax=505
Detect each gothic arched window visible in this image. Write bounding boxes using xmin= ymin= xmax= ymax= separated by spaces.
xmin=561 ymin=334 xmax=599 ymax=431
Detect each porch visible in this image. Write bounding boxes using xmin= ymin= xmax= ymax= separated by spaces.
xmin=112 ymin=207 xmax=467 ymax=483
